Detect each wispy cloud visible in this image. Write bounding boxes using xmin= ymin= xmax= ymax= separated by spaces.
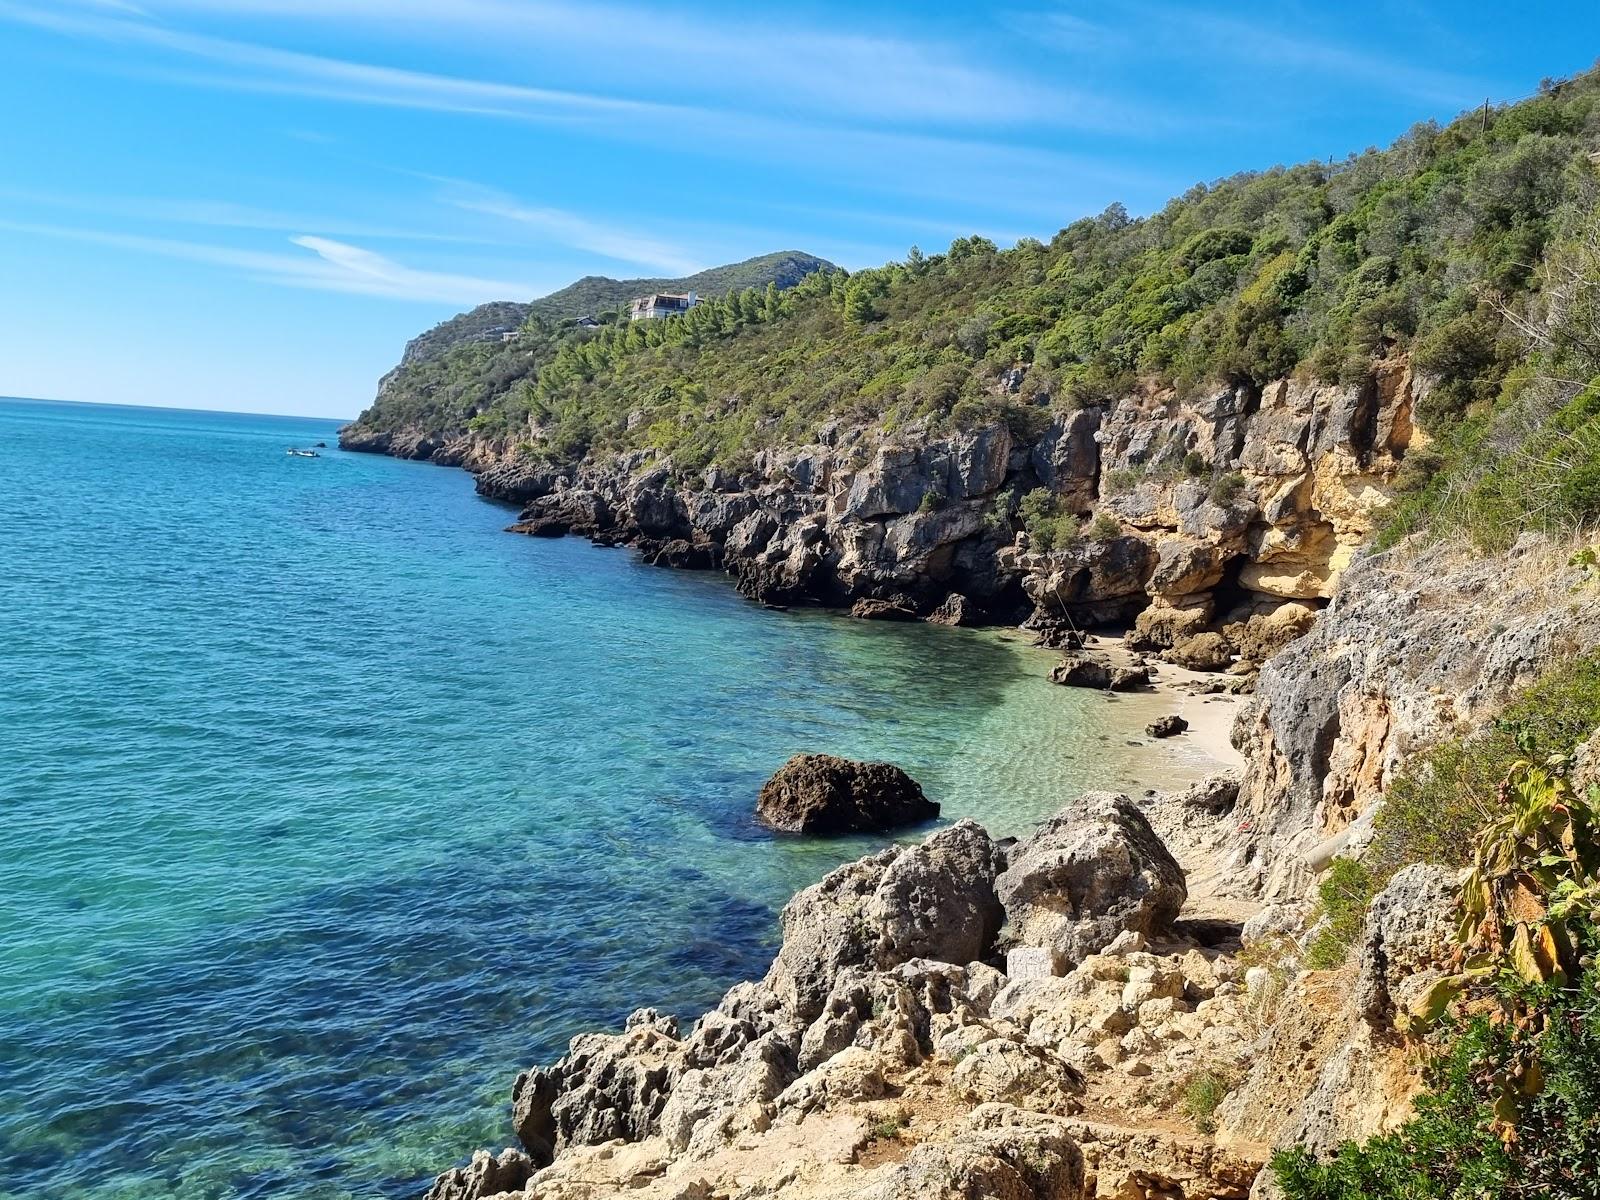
xmin=445 ymin=186 xmax=702 ymax=276
xmin=0 ymin=0 xmax=1165 ymax=219
xmin=0 ymin=218 xmax=544 ymax=302
xmin=1013 ymin=1 xmax=1484 ymax=108
xmin=77 ymin=0 xmax=1098 ymax=128
xmin=0 ymin=185 xmax=490 ymax=243
xmin=0 ymin=2 xmax=682 ymax=122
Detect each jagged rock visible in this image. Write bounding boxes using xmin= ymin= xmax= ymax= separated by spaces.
xmin=1355 ymin=864 xmax=1459 ymax=1028
xmin=773 ymin=1045 xmax=887 ymax=1118
xmin=949 ymin=1038 xmax=1084 ymax=1113
xmin=1109 ymin=664 xmax=1152 ymax=691
xmin=1030 ymin=408 xmax=1102 ymax=509
xmin=508 ymin=488 xmax=610 ymax=539
xmin=1049 ymin=654 xmax=1111 ymax=689
xmin=511 ymin=1008 xmax=683 ymax=1158
xmin=768 ymin=825 xmax=1001 ymax=1027
xmin=646 ymin=538 xmax=717 ymax=569
xmin=767 ymin=850 xmax=899 ymax=1022
xmin=860 ymin=1105 xmax=1085 ymax=1200
xmin=423 ymin=1147 xmax=535 ymax=1200
xmin=928 ymin=592 xmax=979 ymax=626
xmin=1173 ymin=775 xmax=1241 ymax=813
xmin=657 ymin=1030 xmax=795 ymax=1157
xmin=996 ymin=793 xmax=1186 ymax=967
xmin=1146 ymin=714 xmax=1188 ymax=738
xmin=755 ymin=754 xmax=938 ymax=835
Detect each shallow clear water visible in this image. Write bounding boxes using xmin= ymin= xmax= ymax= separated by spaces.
xmin=0 ymin=397 xmax=1217 ymax=1199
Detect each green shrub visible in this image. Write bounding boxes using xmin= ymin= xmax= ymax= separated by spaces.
xmin=1272 ymin=961 xmax=1600 ymax=1200
xmin=1087 ymin=512 xmax=1122 ymax=540
xmin=1018 ymin=488 xmax=1080 ymax=552
xmin=1376 ymin=651 xmax=1600 ymax=870
xmin=1209 ymin=472 xmax=1248 ymax=506
xmin=1303 ymin=858 xmax=1378 ymax=970
xmin=1182 ymin=450 xmax=1208 ymax=477
xmin=1179 ymin=1069 xmax=1235 ymax=1134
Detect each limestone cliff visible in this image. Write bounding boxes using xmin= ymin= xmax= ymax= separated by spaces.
xmin=355 ymin=359 xmax=1420 ymax=690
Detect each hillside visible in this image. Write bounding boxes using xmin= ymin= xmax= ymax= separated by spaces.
xmin=349 ymin=250 xmax=834 ymax=449
xmin=349 ymin=72 xmax=1600 ymax=555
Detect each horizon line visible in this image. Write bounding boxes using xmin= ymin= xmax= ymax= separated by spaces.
xmin=1 ymin=393 xmax=356 ymax=424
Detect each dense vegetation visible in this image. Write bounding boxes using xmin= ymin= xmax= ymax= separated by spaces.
xmin=1276 ymin=746 xmax=1600 ymax=1200
xmin=359 ymin=251 xmax=834 ymax=437
xmin=352 ymin=68 xmax=1600 ymax=547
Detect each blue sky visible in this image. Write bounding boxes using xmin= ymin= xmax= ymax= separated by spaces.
xmin=2 ymin=2 xmax=1596 ymax=419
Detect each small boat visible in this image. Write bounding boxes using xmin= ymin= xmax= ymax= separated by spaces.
xmin=286 ymin=448 xmax=320 ymax=458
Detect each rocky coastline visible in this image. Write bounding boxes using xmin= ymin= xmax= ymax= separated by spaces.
xmin=339 ymin=359 xmax=1419 ymax=685
xmin=405 ymin=525 xmax=1600 ymax=1200
xmin=340 ymin=362 xmax=1600 ymax=1199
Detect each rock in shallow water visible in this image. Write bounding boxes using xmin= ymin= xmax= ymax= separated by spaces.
xmin=755 ymin=753 xmax=939 ymax=835
xmin=1145 ymin=714 xmax=1188 ymax=738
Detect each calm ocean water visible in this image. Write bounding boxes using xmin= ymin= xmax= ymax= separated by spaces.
xmin=0 ymin=397 xmax=1215 ymax=1199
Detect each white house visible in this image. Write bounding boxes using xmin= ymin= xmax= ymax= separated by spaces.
xmin=629 ymin=291 xmax=698 ymax=321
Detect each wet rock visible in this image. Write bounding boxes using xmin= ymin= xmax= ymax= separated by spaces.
xmin=928 ymin=592 xmax=979 ymax=626
xmin=996 ymin=793 xmax=1186 ymax=967
xmin=850 ymin=596 xmax=919 ymax=621
xmin=1146 ymin=714 xmax=1189 ymax=738
xmin=1049 ymin=654 xmax=1111 ymax=689
xmin=756 ymin=754 xmax=939 ymax=836
xmin=1109 ymin=664 xmax=1152 ymax=691
xmin=422 ymin=1147 xmax=535 ymax=1200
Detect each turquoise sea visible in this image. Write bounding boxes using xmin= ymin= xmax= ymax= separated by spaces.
xmin=0 ymin=397 xmax=1217 ymax=1199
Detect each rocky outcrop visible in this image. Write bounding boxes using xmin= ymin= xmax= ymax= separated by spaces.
xmin=424 ymin=795 xmax=1275 ymax=1200
xmin=1228 ymin=534 xmax=1600 ymax=900
xmin=1218 ymin=866 xmax=1460 ymax=1197
xmin=422 ymin=1148 xmax=534 ymax=1200
xmin=347 ymin=361 xmax=1421 ymax=682
xmin=996 ymin=793 xmax=1186 ymax=969
xmin=755 ymin=754 xmax=939 ymax=835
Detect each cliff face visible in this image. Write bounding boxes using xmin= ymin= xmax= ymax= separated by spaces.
xmin=1230 ymin=532 xmax=1600 ymax=901
xmin=411 ymin=359 xmax=1418 ymax=687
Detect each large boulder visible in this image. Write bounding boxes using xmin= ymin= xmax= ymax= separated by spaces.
xmin=859 ymin=1104 xmax=1085 ymax=1200
xmin=1048 ymin=654 xmax=1111 ymax=689
xmin=766 ymin=822 xmax=1004 ymax=1023
xmin=996 ymin=793 xmax=1186 ymax=967
xmin=756 ymin=754 xmax=939 ymax=835
xmin=866 ymin=819 xmax=1005 ymax=968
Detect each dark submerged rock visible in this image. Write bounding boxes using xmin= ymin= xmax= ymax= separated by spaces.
xmin=756 ymin=753 xmax=939 ymax=835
